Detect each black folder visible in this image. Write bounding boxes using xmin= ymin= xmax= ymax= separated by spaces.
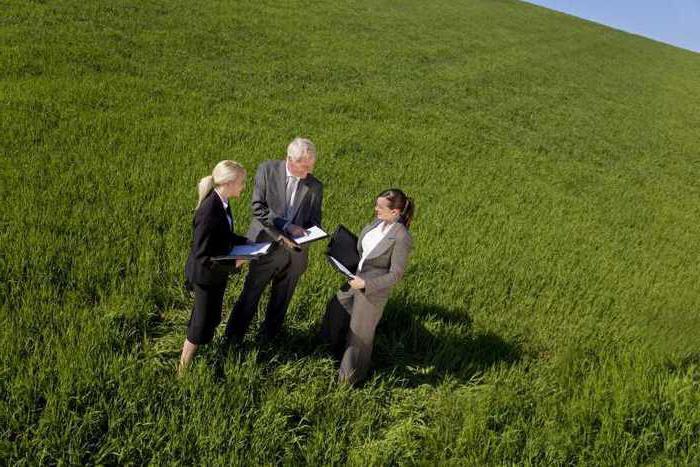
xmin=326 ymin=225 xmax=360 ymax=277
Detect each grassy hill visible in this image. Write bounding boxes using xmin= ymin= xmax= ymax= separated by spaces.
xmin=2 ymin=0 xmax=699 ymax=463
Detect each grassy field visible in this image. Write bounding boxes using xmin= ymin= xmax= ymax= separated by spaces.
xmin=2 ymin=0 xmax=699 ymax=464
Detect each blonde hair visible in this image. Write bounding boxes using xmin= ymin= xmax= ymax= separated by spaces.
xmin=196 ymin=160 xmax=246 ymax=208
xmin=287 ymin=137 xmax=317 ymax=162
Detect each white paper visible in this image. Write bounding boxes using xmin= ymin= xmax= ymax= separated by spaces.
xmin=293 ymin=225 xmax=328 ymax=245
xmin=329 ymin=256 xmax=355 ymax=278
xmin=229 ymin=242 xmax=272 ymax=257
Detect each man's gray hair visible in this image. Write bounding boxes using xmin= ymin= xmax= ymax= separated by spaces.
xmin=286 ymin=137 xmax=317 ymax=162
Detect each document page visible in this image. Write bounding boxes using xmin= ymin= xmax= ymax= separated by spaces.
xmin=212 ymin=242 xmax=272 ymax=262
xmin=329 ymin=256 xmax=356 ymax=278
xmin=230 ymin=242 xmax=272 ymax=257
xmin=293 ymin=225 xmax=328 ymax=245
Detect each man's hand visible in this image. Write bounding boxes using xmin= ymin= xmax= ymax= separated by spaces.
xmin=235 ymin=259 xmax=248 ymax=269
xmin=278 ymin=234 xmax=302 ymax=252
xmin=349 ymin=276 xmax=365 ymax=290
xmin=285 ymin=224 xmax=307 ymax=238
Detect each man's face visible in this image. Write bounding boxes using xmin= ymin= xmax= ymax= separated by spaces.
xmin=287 ymin=157 xmax=315 ymax=179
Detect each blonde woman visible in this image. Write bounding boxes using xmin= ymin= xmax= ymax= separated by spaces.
xmin=178 ymin=161 xmax=248 ymax=375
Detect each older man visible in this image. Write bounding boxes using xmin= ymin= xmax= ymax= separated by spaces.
xmin=225 ymin=137 xmax=323 ymax=343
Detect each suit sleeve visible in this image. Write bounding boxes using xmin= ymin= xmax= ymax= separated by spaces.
xmin=223 ymin=230 xmax=249 ymax=275
xmin=363 ymin=233 xmax=412 ymax=295
xmin=232 ymin=233 xmax=249 ymax=246
xmin=310 ymin=183 xmax=323 ymax=228
xmin=251 ymin=163 xmax=284 ymax=240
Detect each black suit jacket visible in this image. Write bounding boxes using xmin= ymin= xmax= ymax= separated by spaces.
xmin=246 ymin=160 xmax=323 ymax=243
xmin=185 ymin=190 xmax=248 ymax=286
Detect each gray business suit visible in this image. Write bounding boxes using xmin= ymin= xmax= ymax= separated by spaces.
xmin=225 ymin=160 xmax=323 ymax=341
xmin=336 ymin=220 xmax=412 ymax=384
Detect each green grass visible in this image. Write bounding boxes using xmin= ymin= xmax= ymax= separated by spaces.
xmin=2 ymin=0 xmax=699 ymax=464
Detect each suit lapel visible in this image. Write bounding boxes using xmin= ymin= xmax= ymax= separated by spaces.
xmin=364 ymin=222 xmax=398 ymax=261
xmin=226 ymin=205 xmax=234 ymax=232
xmin=221 ymin=202 xmax=233 ymax=232
xmin=212 ymin=190 xmax=231 ymax=231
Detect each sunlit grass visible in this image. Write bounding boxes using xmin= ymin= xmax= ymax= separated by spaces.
xmin=1 ymin=0 xmax=699 ymax=463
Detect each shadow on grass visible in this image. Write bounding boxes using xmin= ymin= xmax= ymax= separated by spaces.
xmin=370 ymin=300 xmax=522 ymax=387
xmin=227 ymin=298 xmax=522 ymax=388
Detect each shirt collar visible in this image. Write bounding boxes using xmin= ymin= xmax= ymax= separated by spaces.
xmin=285 ymin=162 xmax=300 ymax=181
xmin=379 ymin=220 xmax=396 ymax=233
xmin=214 ymin=188 xmax=229 ymax=211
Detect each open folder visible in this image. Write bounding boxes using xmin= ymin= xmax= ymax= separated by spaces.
xmin=328 ymin=255 xmax=356 ymax=279
xmin=212 ymin=242 xmax=272 ymax=261
xmin=325 ymin=225 xmax=360 ymax=278
xmin=292 ymin=225 xmax=328 ymax=245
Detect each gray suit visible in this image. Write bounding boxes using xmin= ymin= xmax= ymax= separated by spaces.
xmin=335 ymin=220 xmax=412 ymax=384
xmin=225 ymin=160 xmax=323 ymax=341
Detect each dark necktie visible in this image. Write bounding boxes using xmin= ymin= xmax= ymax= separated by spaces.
xmin=286 ymin=176 xmax=299 ymax=218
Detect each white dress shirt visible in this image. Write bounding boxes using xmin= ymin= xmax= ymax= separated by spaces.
xmin=357 ymin=221 xmax=394 ymax=272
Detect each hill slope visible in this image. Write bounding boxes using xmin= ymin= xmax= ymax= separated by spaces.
xmin=1 ymin=0 xmax=699 ymax=463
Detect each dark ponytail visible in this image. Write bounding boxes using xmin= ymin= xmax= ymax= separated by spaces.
xmin=378 ymin=188 xmax=415 ymax=228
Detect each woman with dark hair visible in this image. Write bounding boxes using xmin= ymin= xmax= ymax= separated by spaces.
xmin=328 ymin=188 xmax=414 ymax=385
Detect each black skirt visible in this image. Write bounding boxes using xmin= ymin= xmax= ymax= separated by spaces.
xmin=187 ymin=282 xmax=226 ymax=345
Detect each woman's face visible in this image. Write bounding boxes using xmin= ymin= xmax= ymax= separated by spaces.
xmin=374 ymin=197 xmax=401 ymax=223
xmin=225 ymin=175 xmax=246 ymax=199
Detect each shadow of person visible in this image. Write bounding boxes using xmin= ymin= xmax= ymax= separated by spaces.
xmin=369 ymin=299 xmax=522 ymax=387
xmin=212 ymin=315 xmax=325 ymax=371
xmin=210 ymin=298 xmax=521 ymax=389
